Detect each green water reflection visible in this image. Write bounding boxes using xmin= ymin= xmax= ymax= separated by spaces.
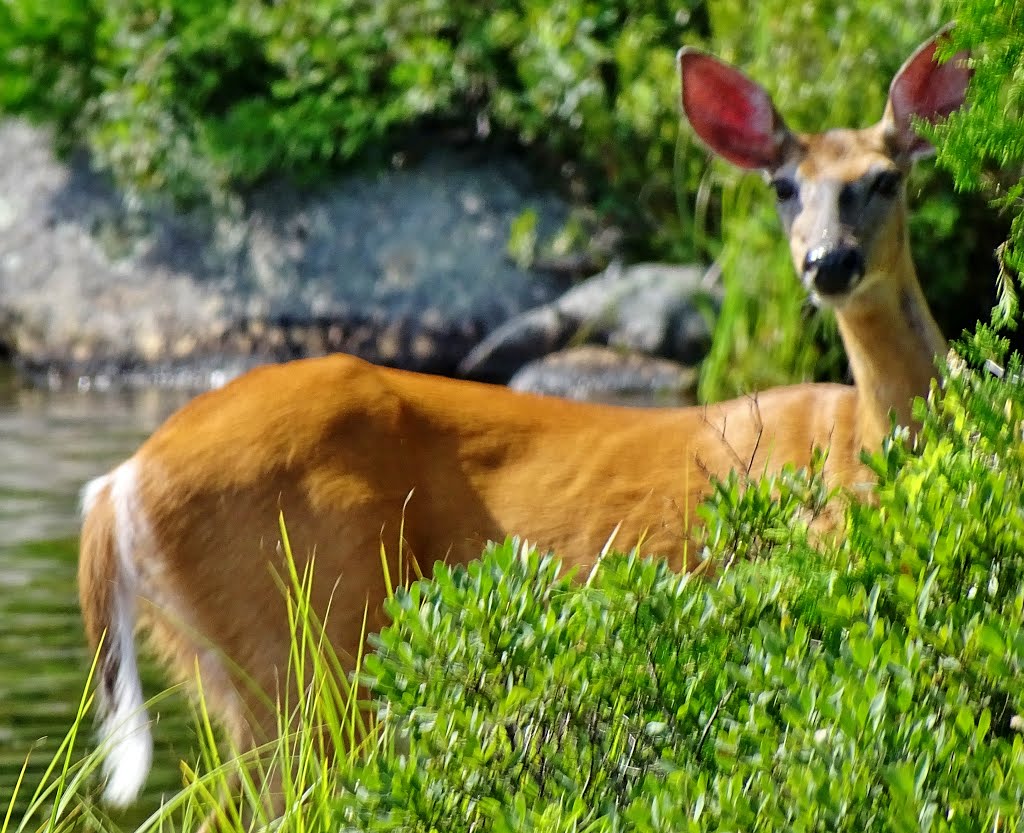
xmin=0 ymin=370 xmax=199 ymax=827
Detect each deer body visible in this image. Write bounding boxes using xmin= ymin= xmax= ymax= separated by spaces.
xmin=79 ymin=28 xmax=969 ymax=810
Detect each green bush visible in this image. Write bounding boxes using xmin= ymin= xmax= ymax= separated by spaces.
xmin=336 ymin=337 xmax=1024 ymax=830
xmin=0 ymin=0 xmax=706 ymax=254
xmin=928 ymin=1 xmax=1024 ymax=330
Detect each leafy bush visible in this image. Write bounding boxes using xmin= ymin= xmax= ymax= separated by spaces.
xmin=928 ymin=1 xmax=1024 ymax=330
xmin=337 ymin=337 xmax=1024 ymax=830
xmin=0 ymin=0 xmax=705 ymax=253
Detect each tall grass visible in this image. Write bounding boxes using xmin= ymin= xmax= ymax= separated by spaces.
xmin=7 ymin=513 xmax=401 ymax=833
xmin=2 ymin=659 xmax=92 ymax=833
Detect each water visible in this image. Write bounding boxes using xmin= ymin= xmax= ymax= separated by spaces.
xmin=0 ymin=368 xmax=197 ymax=826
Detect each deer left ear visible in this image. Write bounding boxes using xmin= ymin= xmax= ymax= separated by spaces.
xmin=883 ymin=24 xmax=972 ymax=161
xmin=678 ymin=47 xmax=791 ymax=171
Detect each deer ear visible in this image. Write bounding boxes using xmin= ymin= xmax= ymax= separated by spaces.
xmin=678 ymin=48 xmax=790 ymax=171
xmin=884 ymin=24 xmax=972 ymax=161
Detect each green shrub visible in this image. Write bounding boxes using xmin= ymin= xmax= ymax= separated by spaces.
xmin=0 ymin=0 xmax=706 ymax=251
xmin=928 ymin=1 xmax=1024 ymax=330
xmin=337 ymin=337 xmax=1024 ymax=830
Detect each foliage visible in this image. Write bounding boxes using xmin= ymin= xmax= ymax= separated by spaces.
xmin=927 ymin=0 xmax=1024 ymax=329
xmin=335 ymin=339 xmax=1024 ymax=831
xmin=0 ymin=0 xmax=705 ymax=257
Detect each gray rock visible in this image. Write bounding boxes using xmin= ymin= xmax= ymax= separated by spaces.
xmin=458 ymin=261 xmax=721 ymax=381
xmin=0 ymin=118 xmax=571 ymax=387
xmin=509 ymin=345 xmax=698 ymax=407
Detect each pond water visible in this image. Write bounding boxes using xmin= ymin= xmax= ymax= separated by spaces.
xmin=0 ymin=368 xmax=198 ymax=826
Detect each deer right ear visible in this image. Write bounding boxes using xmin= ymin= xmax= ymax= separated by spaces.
xmin=678 ymin=48 xmax=790 ymax=171
xmin=883 ymin=24 xmax=972 ymax=161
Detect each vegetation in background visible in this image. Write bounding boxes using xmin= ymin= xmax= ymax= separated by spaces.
xmin=0 ymin=0 xmax=1008 ymax=396
xmin=0 ymin=0 xmax=705 ymax=257
xmin=928 ymin=0 xmax=1024 ymax=329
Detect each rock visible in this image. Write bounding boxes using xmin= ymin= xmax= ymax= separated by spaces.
xmin=0 ymin=118 xmax=572 ymax=388
xmin=458 ymin=261 xmax=721 ymax=382
xmin=509 ymin=345 xmax=698 ymax=407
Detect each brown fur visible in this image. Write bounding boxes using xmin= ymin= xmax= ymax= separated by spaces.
xmin=78 ymin=482 xmax=118 ymax=667
xmin=86 ymin=367 xmax=868 ymax=759
xmin=787 ymin=125 xmax=947 ymax=444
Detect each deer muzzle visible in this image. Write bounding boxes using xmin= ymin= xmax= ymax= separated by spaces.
xmin=803 ymin=243 xmax=866 ymax=298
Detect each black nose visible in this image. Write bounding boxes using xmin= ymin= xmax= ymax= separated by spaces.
xmin=803 ymin=245 xmax=865 ymax=296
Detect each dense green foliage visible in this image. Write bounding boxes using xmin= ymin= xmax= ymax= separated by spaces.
xmin=928 ymin=0 xmax=1024 ymax=329
xmin=0 ymin=0 xmax=703 ymax=257
xmin=337 ymin=336 xmax=1024 ymax=831
xmin=0 ymin=1 xmax=1009 ymax=394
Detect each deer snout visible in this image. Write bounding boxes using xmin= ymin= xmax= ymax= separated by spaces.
xmin=803 ymin=244 xmax=865 ymax=298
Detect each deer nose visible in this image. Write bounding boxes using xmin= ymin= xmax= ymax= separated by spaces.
xmin=803 ymin=244 xmax=866 ymax=297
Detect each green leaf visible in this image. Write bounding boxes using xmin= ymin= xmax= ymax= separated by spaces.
xmin=956 ymin=705 xmax=975 ymax=737
xmin=976 ymin=623 xmax=1006 ymax=658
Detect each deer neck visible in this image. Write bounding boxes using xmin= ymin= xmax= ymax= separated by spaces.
xmin=834 ymin=247 xmax=946 ymax=451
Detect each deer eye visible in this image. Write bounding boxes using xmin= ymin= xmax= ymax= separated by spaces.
xmin=872 ymin=169 xmax=903 ymax=198
xmin=770 ymin=177 xmax=798 ymax=202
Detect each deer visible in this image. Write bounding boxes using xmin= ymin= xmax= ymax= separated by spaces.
xmin=78 ymin=26 xmax=969 ymax=818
